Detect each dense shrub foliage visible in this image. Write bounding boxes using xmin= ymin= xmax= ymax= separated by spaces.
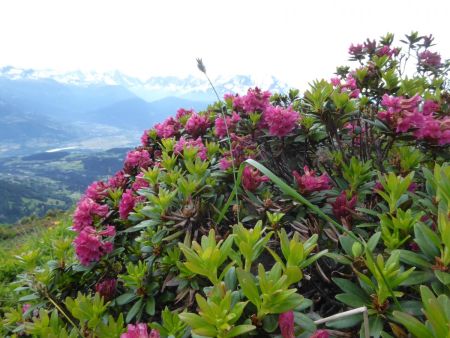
xmin=1 ymin=32 xmax=450 ymax=338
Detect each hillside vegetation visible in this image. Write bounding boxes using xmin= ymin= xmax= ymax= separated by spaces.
xmin=1 ymin=32 xmax=450 ymax=338
xmin=0 ymin=148 xmax=129 ymax=223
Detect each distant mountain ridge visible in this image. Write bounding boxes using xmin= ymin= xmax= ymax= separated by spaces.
xmin=0 ymin=66 xmax=291 ymax=156
xmin=0 ymin=66 xmax=291 ymax=101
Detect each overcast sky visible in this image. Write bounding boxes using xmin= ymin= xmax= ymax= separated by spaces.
xmin=0 ymin=0 xmax=448 ymax=87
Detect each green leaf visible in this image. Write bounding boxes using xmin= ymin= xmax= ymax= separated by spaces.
xmin=392 ymin=311 xmax=432 ymax=338
xmin=19 ymin=293 xmax=40 ymax=301
xmin=326 ymin=313 xmax=362 ymax=329
xmin=179 ymin=313 xmax=210 ymax=330
xmin=400 ymin=271 xmax=434 ymax=286
xmin=126 ymin=298 xmax=143 ymax=323
xmin=369 ymin=315 xmax=384 ymax=338
xmin=435 ymin=270 xmax=450 ymax=285
xmin=294 ymin=312 xmax=317 ymax=332
xmin=299 ymin=249 xmax=328 ymax=269
xmin=395 ymin=249 xmax=432 ymax=269
xmin=270 ymin=293 xmax=304 ymax=313
xmin=414 ymin=223 xmax=440 ymax=258
xmin=115 ymin=293 xmax=137 ymax=306
xmin=236 ymin=268 xmax=260 ymax=307
xmin=335 ymin=293 xmax=368 ymax=307
xmin=224 ymin=325 xmax=256 ymax=338
xmin=262 ymin=315 xmax=278 ymax=333
xmin=339 ymin=235 xmax=357 ymax=256
xmin=145 ymin=297 xmax=155 ymax=316
xmin=332 ymin=278 xmax=369 ymax=301
xmin=367 ymin=232 xmax=381 ymax=251
xmin=224 ymin=267 xmax=237 ymax=290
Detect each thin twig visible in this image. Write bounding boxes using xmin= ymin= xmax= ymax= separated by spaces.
xmin=196 ymin=58 xmax=240 ymax=223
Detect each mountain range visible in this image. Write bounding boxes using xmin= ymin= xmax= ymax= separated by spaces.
xmin=0 ymin=66 xmax=290 ymax=157
xmin=0 ymin=66 xmax=292 ymax=222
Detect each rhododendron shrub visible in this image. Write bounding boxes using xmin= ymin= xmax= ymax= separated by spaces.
xmin=4 ymin=32 xmax=450 ymax=338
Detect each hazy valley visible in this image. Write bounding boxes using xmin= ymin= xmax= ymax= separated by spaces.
xmin=0 ymin=66 xmax=288 ymax=223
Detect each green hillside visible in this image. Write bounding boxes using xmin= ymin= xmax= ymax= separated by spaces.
xmin=0 ymin=211 xmax=75 ymax=311
xmin=0 ymin=148 xmax=128 ymax=223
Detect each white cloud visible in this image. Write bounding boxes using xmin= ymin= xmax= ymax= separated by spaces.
xmin=0 ymin=0 xmax=448 ymax=88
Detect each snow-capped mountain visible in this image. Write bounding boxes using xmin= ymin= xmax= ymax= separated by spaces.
xmin=0 ymin=66 xmax=291 ymax=101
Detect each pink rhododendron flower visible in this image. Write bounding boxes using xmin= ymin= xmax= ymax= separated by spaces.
xmin=377 ymin=45 xmax=397 ymax=58
xmin=381 ymin=95 xmax=402 ymax=115
xmin=422 ymin=100 xmax=439 ymax=115
xmin=311 ymin=330 xmax=330 ymax=338
xmin=73 ymin=197 xmax=109 ymax=232
xmin=264 ymin=105 xmax=300 ymax=137
xmin=121 ymin=324 xmax=160 ymax=338
xmin=380 ymin=94 xmax=449 ymax=145
xmin=232 ymin=87 xmax=271 ymax=113
xmin=348 ymin=43 xmax=364 ymax=56
xmin=219 ymin=134 xmax=258 ymax=171
xmin=108 ymin=171 xmax=127 ymax=189
xmin=219 ymin=157 xmax=232 ymax=170
xmin=174 ymin=137 xmax=207 ymax=160
xmin=132 ymin=173 xmax=150 ymax=191
xmin=409 ymin=242 xmax=420 ymax=252
xmin=119 ymin=189 xmax=142 ymax=219
xmin=364 ymin=39 xmax=377 ymax=53
xmin=141 ymin=129 xmax=150 ymax=146
xmin=85 ymin=181 xmax=109 ymax=202
xmin=124 ymin=150 xmax=152 ymax=173
xmin=242 ymin=166 xmax=268 ymax=192
xmin=95 ymin=278 xmax=117 ymax=301
xmin=154 ymin=117 xmax=180 ymax=138
xmin=342 ymin=75 xmax=357 ymax=90
xmin=185 ymin=113 xmax=210 ymax=137
xmin=379 ymin=94 xmax=423 ymax=132
xmin=176 ymin=108 xmax=194 ymax=120
xmin=74 ymin=226 xmax=115 ymax=266
xmin=279 ymin=311 xmax=295 ymax=338
xmin=333 ymin=75 xmax=360 ymax=98
xmin=419 ymin=50 xmax=442 ymax=67
xmin=22 ymin=304 xmax=31 ymax=314
xmin=330 ymin=77 xmax=341 ymax=87
xmin=293 ymin=166 xmax=331 ymax=193
xmin=215 ymin=112 xmax=241 ymax=138
xmin=374 ymin=181 xmax=384 ymax=192
xmin=331 ymin=192 xmax=357 ymax=221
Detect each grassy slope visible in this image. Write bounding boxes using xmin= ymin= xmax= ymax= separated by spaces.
xmin=0 ymin=211 xmax=75 ymax=311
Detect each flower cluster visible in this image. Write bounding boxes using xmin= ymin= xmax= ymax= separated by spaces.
xmin=331 ymin=74 xmax=360 ymax=98
xmin=185 ymin=113 xmax=210 ymax=137
xmin=108 ymin=170 xmax=127 ymax=189
xmin=418 ymin=50 xmax=442 ymax=68
xmin=132 ymin=172 xmax=150 ymax=191
xmin=242 ymin=166 xmax=269 ymax=192
xmin=264 ymin=105 xmax=300 ymax=137
xmin=121 ymin=323 xmax=160 ymax=338
xmin=214 ymin=112 xmax=240 ymax=138
xmin=73 ymin=226 xmax=115 ymax=266
xmin=95 ymin=278 xmax=117 ymax=301
xmin=293 ymin=166 xmax=331 ymax=193
xmin=73 ymin=197 xmax=109 ymax=232
xmin=331 ymin=191 xmax=357 ymax=223
xmin=379 ymin=94 xmax=449 ymax=145
xmin=119 ymin=189 xmax=145 ymax=219
xmin=124 ymin=149 xmax=152 ymax=173
xmin=174 ymin=137 xmax=208 ymax=160
xmin=176 ymin=108 xmax=194 ymax=121
xmin=85 ymin=181 xmax=109 ymax=201
xmin=154 ymin=117 xmax=180 ymax=138
xmin=219 ymin=134 xmax=257 ymax=170
xmin=230 ymin=87 xmax=271 ymax=113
